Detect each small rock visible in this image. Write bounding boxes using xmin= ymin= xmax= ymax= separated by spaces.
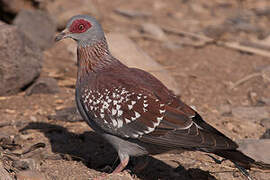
xmin=14 ymin=9 xmax=57 ymax=50
xmin=16 ymin=170 xmax=47 ymax=180
xmin=12 ymin=158 xmax=40 ymax=171
xmin=26 ymin=77 xmax=59 ymax=96
xmin=13 ymin=159 xmax=30 ymax=170
xmin=260 ymin=129 xmax=270 ymax=139
xmin=248 ymin=91 xmax=263 ymax=106
xmin=46 ymin=0 xmax=100 ymax=29
xmin=237 ymin=139 xmax=270 ymax=164
xmin=217 ymin=104 xmax=232 ymax=116
xmin=260 ymin=118 xmax=270 ymax=129
xmin=114 ymin=9 xmax=151 ymax=18
xmin=48 ymin=107 xmax=83 ymax=122
xmin=141 ymin=23 xmax=167 ymax=40
xmin=0 ymin=132 xmax=19 ymax=151
xmin=0 ymin=21 xmax=42 ymax=96
xmin=232 ymin=106 xmax=269 ymax=122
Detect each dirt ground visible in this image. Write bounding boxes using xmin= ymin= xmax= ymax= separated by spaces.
xmin=1 ymin=0 xmax=270 ymax=180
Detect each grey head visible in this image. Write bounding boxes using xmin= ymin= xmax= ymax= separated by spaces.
xmin=55 ymin=15 xmax=105 ymax=46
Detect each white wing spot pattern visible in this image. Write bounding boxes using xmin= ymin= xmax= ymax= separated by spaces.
xmin=82 ymin=87 xmax=167 ymax=137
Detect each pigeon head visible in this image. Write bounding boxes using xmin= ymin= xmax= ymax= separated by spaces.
xmin=55 ymin=15 xmax=105 ymax=46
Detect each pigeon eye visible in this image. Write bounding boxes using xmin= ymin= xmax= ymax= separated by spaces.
xmin=69 ymin=19 xmax=92 ymax=33
xmin=78 ymin=24 xmax=84 ymax=30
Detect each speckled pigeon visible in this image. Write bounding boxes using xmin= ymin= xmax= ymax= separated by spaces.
xmin=55 ymin=15 xmax=270 ymax=176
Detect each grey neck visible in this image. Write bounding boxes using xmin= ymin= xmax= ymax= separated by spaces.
xmin=77 ymin=27 xmax=106 ymax=47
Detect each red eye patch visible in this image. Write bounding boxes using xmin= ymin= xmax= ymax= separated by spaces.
xmin=69 ymin=19 xmax=92 ymax=33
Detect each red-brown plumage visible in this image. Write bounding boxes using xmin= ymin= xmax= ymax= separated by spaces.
xmin=55 ymin=15 xmax=270 ymax=177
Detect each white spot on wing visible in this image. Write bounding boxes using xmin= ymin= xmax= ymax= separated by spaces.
xmin=100 ymin=113 xmax=105 ymax=118
xmin=195 ymin=122 xmax=203 ymax=129
xmin=117 ymin=109 xmax=123 ymax=117
xmin=116 ymin=104 xmax=121 ymax=110
xmin=135 ymin=111 xmax=141 ymax=118
xmin=128 ymin=105 xmax=133 ymax=110
xmin=153 ymin=116 xmax=163 ymax=126
xmin=117 ymin=119 xmax=123 ymax=128
xmin=125 ymin=118 xmax=131 ymax=123
xmin=112 ymin=118 xmax=117 ymax=127
xmin=190 ymin=105 xmax=197 ymax=111
xmin=112 ymin=108 xmax=117 ymax=116
xmin=144 ymin=126 xmax=155 ymax=133
xmin=160 ymin=109 xmax=166 ymax=114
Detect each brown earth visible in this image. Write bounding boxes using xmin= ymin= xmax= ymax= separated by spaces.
xmin=1 ymin=0 xmax=270 ymax=180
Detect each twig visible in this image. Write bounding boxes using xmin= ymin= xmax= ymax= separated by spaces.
xmin=160 ymin=25 xmax=214 ymax=43
xmin=220 ymin=41 xmax=270 ymax=58
xmin=230 ymin=73 xmax=262 ymax=90
xmin=0 ymin=122 xmax=12 ymax=128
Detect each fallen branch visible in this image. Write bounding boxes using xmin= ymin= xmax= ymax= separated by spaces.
xmin=229 ymin=73 xmax=262 ymax=90
xmin=220 ymin=41 xmax=270 ymax=58
xmin=160 ymin=25 xmax=214 ymax=43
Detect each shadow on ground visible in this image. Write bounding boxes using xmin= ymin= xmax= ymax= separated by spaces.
xmin=21 ymin=122 xmax=217 ymax=180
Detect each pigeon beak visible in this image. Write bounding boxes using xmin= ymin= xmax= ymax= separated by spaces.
xmin=55 ymin=29 xmax=71 ymax=42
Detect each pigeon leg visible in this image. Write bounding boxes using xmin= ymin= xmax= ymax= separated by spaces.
xmin=112 ymin=153 xmax=129 ymax=173
xmin=94 ymin=155 xmax=129 ymax=180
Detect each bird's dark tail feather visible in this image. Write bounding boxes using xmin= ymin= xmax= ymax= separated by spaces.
xmin=214 ymin=149 xmax=270 ymax=170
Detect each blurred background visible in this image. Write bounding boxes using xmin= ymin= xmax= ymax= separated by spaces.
xmin=0 ymin=0 xmax=270 ymax=179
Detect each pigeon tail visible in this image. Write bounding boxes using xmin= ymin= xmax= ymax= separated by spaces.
xmin=214 ymin=149 xmax=270 ymax=170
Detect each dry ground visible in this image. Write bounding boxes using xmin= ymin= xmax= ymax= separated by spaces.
xmin=1 ymin=0 xmax=270 ymax=179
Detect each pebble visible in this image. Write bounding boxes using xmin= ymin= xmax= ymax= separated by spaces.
xmin=141 ymin=23 xmax=167 ymax=40
xmin=26 ymin=77 xmax=59 ymax=96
